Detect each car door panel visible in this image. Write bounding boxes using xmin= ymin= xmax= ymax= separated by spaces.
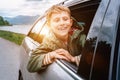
xmin=38 ymin=60 xmax=83 ymax=80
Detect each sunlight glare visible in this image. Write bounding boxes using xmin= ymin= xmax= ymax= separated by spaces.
xmin=40 ymin=26 xmax=50 ymax=36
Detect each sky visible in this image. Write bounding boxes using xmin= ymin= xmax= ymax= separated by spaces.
xmin=0 ymin=0 xmax=65 ymax=18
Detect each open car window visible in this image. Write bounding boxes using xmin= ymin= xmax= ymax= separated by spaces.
xmin=27 ymin=0 xmax=101 ymax=77
xmin=61 ymin=0 xmax=101 ymax=72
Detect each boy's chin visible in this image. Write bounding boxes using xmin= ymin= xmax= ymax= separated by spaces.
xmin=58 ymin=33 xmax=68 ymax=37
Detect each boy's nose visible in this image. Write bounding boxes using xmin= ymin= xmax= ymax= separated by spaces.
xmin=59 ymin=19 xmax=65 ymax=25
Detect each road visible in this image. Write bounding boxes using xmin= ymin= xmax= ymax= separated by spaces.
xmin=0 ymin=38 xmax=20 ymax=80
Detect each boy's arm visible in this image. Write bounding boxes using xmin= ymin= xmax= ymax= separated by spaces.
xmin=27 ymin=49 xmax=48 ymax=72
xmin=27 ymin=42 xmax=53 ymax=72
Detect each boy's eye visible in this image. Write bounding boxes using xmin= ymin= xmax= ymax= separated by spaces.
xmin=54 ymin=18 xmax=59 ymax=22
xmin=63 ymin=17 xmax=68 ymax=21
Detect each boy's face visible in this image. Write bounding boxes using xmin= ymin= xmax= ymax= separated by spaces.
xmin=49 ymin=11 xmax=73 ymax=38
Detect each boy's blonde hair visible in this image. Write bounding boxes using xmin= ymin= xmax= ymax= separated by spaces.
xmin=46 ymin=5 xmax=71 ymax=25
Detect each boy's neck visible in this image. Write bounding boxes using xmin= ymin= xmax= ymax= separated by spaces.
xmin=55 ymin=34 xmax=68 ymax=44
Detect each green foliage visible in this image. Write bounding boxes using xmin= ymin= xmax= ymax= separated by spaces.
xmin=0 ymin=30 xmax=25 ymax=45
xmin=0 ymin=16 xmax=12 ymax=26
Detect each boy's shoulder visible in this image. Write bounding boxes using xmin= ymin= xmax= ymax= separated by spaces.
xmin=69 ymin=27 xmax=83 ymax=39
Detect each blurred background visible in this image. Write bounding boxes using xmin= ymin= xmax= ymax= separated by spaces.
xmin=0 ymin=0 xmax=65 ymax=25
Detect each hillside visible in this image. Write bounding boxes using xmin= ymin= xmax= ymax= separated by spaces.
xmin=4 ymin=15 xmax=39 ymax=25
xmin=0 ymin=16 xmax=12 ymax=26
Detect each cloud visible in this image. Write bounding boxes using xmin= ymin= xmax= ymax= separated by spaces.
xmin=0 ymin=0 xmax=65 ymax=17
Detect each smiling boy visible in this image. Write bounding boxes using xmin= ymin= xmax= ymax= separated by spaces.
xmin=27 ymin=5 xmax=86 ymax=72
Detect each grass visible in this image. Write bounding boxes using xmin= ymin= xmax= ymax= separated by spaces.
xmin=0 ymin=30 xmax=26 ymax=45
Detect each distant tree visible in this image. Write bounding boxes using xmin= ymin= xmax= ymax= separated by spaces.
xmin=0 ymin=16 xmax=4 ymax=25
xmin=4 ymin=20 xmax=10 ymax=25
xmin=0 ymin=16 xmax=12 ymax=26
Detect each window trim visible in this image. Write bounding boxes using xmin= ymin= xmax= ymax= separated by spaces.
xmin=111 ymin=7 xmax=120 ymax=80
xmin=56 ymin=60 xmax=83 ymax=80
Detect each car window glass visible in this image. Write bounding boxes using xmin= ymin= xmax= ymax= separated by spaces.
xmin=116 ymin=10 xmax=120 ymax=80
xmin=117 ymin=42 xmax=120 ymax=80
xmin=28 ymin=17 xmax=46 ymax=43
xmin=90 ymin=0 xmax=120 ymax=80
xmin=36 ymin=23 xmax=50 ymax=43
xmin=77 ymin=0 xmax=110 ymax=79
xmin=116 ymin=22 xmax=120 ymax=80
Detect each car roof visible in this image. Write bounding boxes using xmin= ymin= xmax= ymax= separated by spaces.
xmin=63 ymin=0 xmax=90 ymax=7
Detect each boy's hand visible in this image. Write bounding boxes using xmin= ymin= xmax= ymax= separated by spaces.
xmin=55 ymin=49 xmax=75 ymax=62
xmin=55 ymin=49 xmax=81 ymax=66
xmin=43 ymin=48 xmax=80 ymax=66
